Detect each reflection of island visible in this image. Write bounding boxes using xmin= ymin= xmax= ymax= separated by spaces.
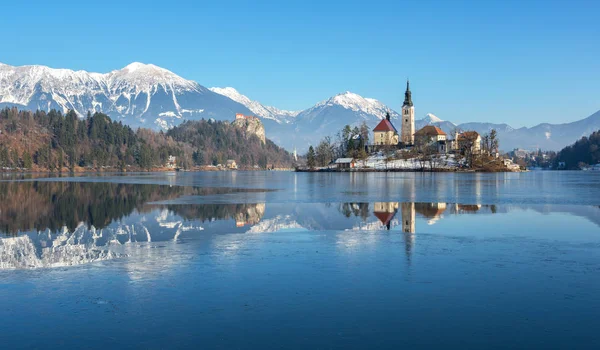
xmin=371 ymin=202 xmax=452 ymax=232
xmin=2 ymin=180 xmax=599 ymax=272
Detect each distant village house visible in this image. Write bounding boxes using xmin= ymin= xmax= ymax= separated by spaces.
xmin=226 ymin=159 xmax=238 ymax=169
xmin=414 ymin=125 xmax=447 ymax=153
xmin=166 ymin=155 xmax=177 ymax=169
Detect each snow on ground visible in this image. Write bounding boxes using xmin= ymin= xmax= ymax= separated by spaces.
xmin=358 ymin=153 xmax=459 ymax=170
xmin=311 ymin=154 xmax=460 ymax=171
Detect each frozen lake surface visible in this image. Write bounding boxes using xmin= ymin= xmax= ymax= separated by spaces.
xmin=0 ymin=171 xmax=599 ymax=349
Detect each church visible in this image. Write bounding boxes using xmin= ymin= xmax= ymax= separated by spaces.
xmin=372 ymin=80 xmax=415 ymax=147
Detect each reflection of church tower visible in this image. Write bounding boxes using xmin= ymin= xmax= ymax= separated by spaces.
xmin=401 ymin=80 xmax=415 ymax=145
xmin=373 ymin=202 xmax=399 ymax=230
xmin=401 ymin=202 xmax=415 ymax=233
xmin=401 ymin=202 xmax=416 ymax=266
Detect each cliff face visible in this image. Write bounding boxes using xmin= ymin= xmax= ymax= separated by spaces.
xmin=233 ymin=117 xmax=266 ymax=144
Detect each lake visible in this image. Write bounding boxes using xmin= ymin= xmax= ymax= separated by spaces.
xmin=0 ymin=171 xmax=599 ymax=349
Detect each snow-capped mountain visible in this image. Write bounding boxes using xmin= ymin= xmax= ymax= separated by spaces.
xmin=297 ymin=91 xmax=399 ymax=124
xmin=422 ymin=113 xmax=443 ymax=124
xmin=0 ymin=62 xmax=253 ymax=130
xmin=275 ymin=91 xmax=400 ymax=150
xmin=416 ymin=113 xmax=457 ymax=134
xmin=209 ymin=87 xmax=298 ymax=123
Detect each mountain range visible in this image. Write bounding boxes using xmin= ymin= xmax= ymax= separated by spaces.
xmin=1 ymin=61 xmax=599 ymax=152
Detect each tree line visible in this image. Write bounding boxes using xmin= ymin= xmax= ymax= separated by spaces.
xmin=554 ymin=130 xmax=600 ymax=169
xmin=306 ymin=121 xmax=370 ymax=168
xmin=0 ymin=107 xmax=293 ymax=171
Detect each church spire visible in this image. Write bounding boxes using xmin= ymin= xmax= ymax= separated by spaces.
xmin=403 ymin=79 xmax=413 ymax=107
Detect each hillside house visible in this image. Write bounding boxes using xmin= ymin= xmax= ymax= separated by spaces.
xmin=414 ymin=126 xmax=447 ymax=153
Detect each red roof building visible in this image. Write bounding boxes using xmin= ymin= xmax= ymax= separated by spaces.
xmin=373 ymin=119 xmax=398 ymax=133
xmin=414 ymin=125 xmax=446 ymax=137
xmin=374 ymin=211 xmax=396 ymax=226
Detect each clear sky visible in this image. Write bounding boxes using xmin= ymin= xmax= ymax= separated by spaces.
xmin=2 ymin=0 xmax=599 ymax=126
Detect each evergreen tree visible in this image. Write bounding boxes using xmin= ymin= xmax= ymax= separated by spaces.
xmin=307 ymin=146 xmax=316 ymax=169
xmin=10 ymin=149 xmax=19 ymax=168
xmin=22 ymin=151 xmax=33 ymax=169
xmin=0 ymin=147 xmax=8 ymax=167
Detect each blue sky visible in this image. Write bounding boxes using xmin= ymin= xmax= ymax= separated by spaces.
xmin=2 ymin=0 xmax=599 ymax=126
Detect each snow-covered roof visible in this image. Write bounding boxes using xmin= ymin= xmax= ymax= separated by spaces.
xmin=335 ymin=158 xmax=355 ymax=164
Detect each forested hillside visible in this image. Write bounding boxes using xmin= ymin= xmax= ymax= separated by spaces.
xmin=167 ymin=120 xmax=292 ymax=168
xmin=0 ymin=107 xmax=292 ymax=171
xmin=555 ymin=130 xmax=600 ymax=169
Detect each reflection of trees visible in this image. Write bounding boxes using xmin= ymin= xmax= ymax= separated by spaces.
xmin=338 ymin=202 xmax=370 ymax=221
xmin=0 ymin=182 xmax=269 ymax=236
xmin=166 ymin=203 xmax=265 ymax=226
xmin=0 ymin=182 xmax=187 ymax=235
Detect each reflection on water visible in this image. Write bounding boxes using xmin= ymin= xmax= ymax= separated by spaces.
xmin=0 ymin=181 xmax=271 ymax=235
xmin=0 ymin=180 xmax=598 ymax=270
xmin=1 ymin=174 xmax=600 ymax=349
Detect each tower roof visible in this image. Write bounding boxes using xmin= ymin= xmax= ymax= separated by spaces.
xmin=403 ymin=80 xmax=413 ymax=107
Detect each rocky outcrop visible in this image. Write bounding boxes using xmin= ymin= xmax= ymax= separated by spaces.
xmin=233 ymin=115 xmax=266 ymax=144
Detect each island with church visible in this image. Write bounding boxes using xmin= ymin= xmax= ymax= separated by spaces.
xmin=298 ymin=81 xmax=522 ymax=172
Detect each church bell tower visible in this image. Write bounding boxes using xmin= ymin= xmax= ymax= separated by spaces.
xmin=401 ymin=80 xmax=415 ymax=145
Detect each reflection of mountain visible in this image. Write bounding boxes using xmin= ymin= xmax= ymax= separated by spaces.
xmin=0 ymin=231 xmax=118 ymax=269
xmin=246 ymin=215 xmax=303 ymax=233
xmin=2 ymin=182 xmax=599 ymax=271
xmin=0 ymin=223 xmax=131 ymax=269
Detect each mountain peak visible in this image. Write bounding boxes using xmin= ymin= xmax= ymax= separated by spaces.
xmin=118 ymin=62 xmax=174 ymax=77
xmin=423 ymin=113 xmax=443 ymax=123
xmin=314 ymin=91 xmax=397 ymax=120
xmin=124 ymin=62 xmax=152 ymax=72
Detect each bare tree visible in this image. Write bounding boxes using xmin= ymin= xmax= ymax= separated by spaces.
xmin=490 ymin=129 xmax=499 ymax=154
xmin=482 ymin=133 xmax=491 ymax=154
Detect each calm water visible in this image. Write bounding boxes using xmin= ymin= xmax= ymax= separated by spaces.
xmin=0 ymin=171 xmax=599 ymax=349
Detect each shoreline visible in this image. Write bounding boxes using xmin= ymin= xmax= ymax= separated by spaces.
xmin=295 ymin=167 xmax=524 ymax=173
xmin=0 ymin=167 xmax=294 ymax=175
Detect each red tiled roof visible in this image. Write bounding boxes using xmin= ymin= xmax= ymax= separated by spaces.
xmin=373 ymin=119 xmax=398 ymax=132
xmin=458 ymin=131 xmax=480 ymax=141
xmin=414 ymin=125 xmax=447 ymax=136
